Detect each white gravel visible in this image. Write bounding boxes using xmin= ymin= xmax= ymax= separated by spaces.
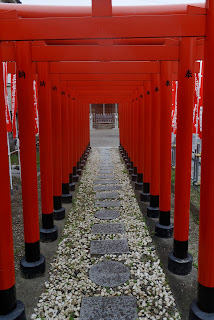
xmin=31 ymin=148 xmax=181 ymax=320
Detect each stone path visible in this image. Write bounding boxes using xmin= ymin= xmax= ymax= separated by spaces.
xmin=80 ymin=148 xmax=136 ymax=319
xmin=31 ymin=147 xmax=181 ymax=320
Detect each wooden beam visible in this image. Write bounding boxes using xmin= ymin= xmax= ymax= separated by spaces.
xmin=0 ymin=14 xmax=205 ymax=41
xmin=49 ymin=61 xmax=160 ymax=74
xmin=32 ymin=44 xmax=179 ymax=61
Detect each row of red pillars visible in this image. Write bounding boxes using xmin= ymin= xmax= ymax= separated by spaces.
xmin=119 ymin=33 xmax=214 ymax=319
xmin=0 ymin=42 xmax=91 ymax=318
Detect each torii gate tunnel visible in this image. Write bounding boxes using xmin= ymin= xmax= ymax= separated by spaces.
xmin=0 ymin=0 xmax=213 ymax=319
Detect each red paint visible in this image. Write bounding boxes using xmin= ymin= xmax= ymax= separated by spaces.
xmin=61 ymin=85 xmax=69 ymax=184
xmin=15 ymin=41 xmax=40 ymax=244
xmin=174 ymin=37 xmax=196 ymax=242
xmin=0 ymin=44 xmax=15 ymax=290
xmin=198 ymin=0 xmax=214 ymax=287
xmin=37 ymin=62 xmax=53 ymax=215
xmin=150 ymin=74 xmax=161 ymax=197
xmin=51 ymin=74 xmax=62 ymax=197
xmin=159 ymin=61 xmax=172 ymax=212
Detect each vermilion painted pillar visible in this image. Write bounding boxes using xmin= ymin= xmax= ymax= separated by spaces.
xmin=135 ymin=87 xmax=144 ymax=190
xmin=68 ymin=90 xmax=75 ymax=191
xmin=79 ymin=104 xmax=84 ymax=171
xmin=132 ymin=97 xmax=139 ymax=181
xmin=0 ymin=44 xmax=26 ymax=319
xmin=155 ymin=61 xmax=174 ymax=238
xmin=190 ymin=1 xmax=214 ymax=318
xmin=124 ymin=103 xmax=129 ymax=165
xmin=141 ymin=81 xmax=152 ymax=202
xmin=61 ymin=85 xmax=72 ymax=203
xmin=168 ymin=37 xmax=196 ymax=276
xmin=16 ymin=41 xmax=45 ymax=278
xmin=128 ymin=101 xmax=134 ymax=174
xmin=72 ymin=96 xmax=79 ymax=182
xmin=37 ymin=62 xmax=58 ymax=242
xmin=121 ymin=103 xmax=129 ymax=161
xmin=76 ymin=101 xmax=82 ymax=177
xmin=147 ymin=74 xmax=161 ymax=217
xmin=51 ymin=74 xmax=65 ymax=220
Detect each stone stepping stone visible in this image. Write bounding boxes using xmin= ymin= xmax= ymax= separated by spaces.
xmin=95 ymin=209 xmax=120 ymax=220
xmin=97 ymin=175 xmax=115 ymax=180
xmin=90 ymin=239 xmax=129 ymax=255
xmin=95 ymin=200 xmax=121 ymax=208
xmin=94 ymin=185 xmax=121 ymax=191
xmin=89 ymin=260 xmax=130 ymax=287
xmin=100 ymin=162 xmax=113 ymax=165
xmin=91 ymin=223 xmax=124 ymax=234
xmin=99 ymin=166 xmax=114 ymax=169
xmin=79 ymin=296 xmax=138 ymax=320
xmin=96 ymin=192 xmax=119 ymax=199
xmin=99 ymin=170 xmax=113 ymax=175
xmin=94 ymin=180 xmax=119 ymax=185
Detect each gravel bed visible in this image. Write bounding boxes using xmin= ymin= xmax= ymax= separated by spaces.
xmin=31 ymin=148 xmax=181 ymax=320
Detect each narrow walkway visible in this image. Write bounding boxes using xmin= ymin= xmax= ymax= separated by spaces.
xmin=31 ymin=148 xmax=180 ymax=320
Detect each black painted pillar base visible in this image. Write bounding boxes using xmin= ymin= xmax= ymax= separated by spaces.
xmin=147 ymin=195 xmax=159 ymax=218
xmin=69 ymin=183 xmax=75 ymax=192
xmin=0 ymin=299 xmax=26 ymax=320
xmin=53 ymin=195 xmax=65 ymax=220
xmin=79 ymin=162 xmax=84 ymax=170
xmin=189 ymin=299 xmax=214 ymax=320
xmin=40 ymin=213 xmax=58 ymax=242
xmin=135 ymin=173 xmax=143 ymax=190
xmin=140 ymin=182 xmax=150 ymax=202
xmin=69 ymin=174 xmax=75 ymax=191
xmin=0 ymin=285 xmax=26 ymax=319
xmin=155 ymin=210 xmax=173 ymax=238
xmin=168 ymin=251 xmax=193 ymax=276
xmin=62 ymin=183 xmax=72 ymax=203
xmin=131 ymin=167 xmax=137 ymax=181
xmin=168 ymin=239 xmax=192 ymax=275
xmin=40 ymin=226 xmax=58 ymax=243
xmin=128 ymin=162 xmax=134 ymax=175
xmin=20 ymin=242 xmax=45 ymax=279
xmin=72 ymin=166 xmax=79 ymax=183
xmin=190 ymin=283 xmax=214 ymax=319
xmin=54 ymin=207 xmax=65 ymax=220
xmin=140 ymin=192 xmax=150 ymax=202
xmin=155 ymin=223 xmax=173 ymax=238
xmin=77 ymin=161 xmax=82 ymax=176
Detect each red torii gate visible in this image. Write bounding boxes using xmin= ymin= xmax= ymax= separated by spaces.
xmin=0 ymin=1 xmax=213 ymax=319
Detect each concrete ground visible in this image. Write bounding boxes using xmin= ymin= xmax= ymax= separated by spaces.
xmin=90 ymin=128 xmax=119 ymax=148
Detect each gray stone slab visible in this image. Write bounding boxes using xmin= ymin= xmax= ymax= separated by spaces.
xmin=79 ymin=296 xmax=138 ymax=320
xmin=95 ymin=209 xmax=120 ymax=220
xmin=89 ymin=260 xmax=130 ymax=287
xmin=96 ymin=192 xmax=119 ymax=199
xmin=94 ymin=180 xmax=119 ymax=185
xmin=90 ymin=239 xmax=129 ymax=255
xmin=99 ymin=166 xmax=114 ymax=169
xmin=97 ymin=175 xmax=115 ymax=180
xmin=91 ymin=223 xmax=124 ymax=234
xmin=100 ymin=162 xmax=113 ymax=165
xmin=99 ymin=170 xmax=113 ymax=174
xmin=95 ymin=200 xmax=121 ymax=208
xmin=94 ymin=185 xmax=121 ymax=191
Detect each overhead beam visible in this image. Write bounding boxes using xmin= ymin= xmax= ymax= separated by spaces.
xmin=66 ymin=80 xmax=144 ymax=86
xmin=60 ymin=74 xmax=152 ymax=81
xmin=2 ymin=41 xmax=203 ymax=62
xmin=0 ymin=14 xmax=205 ymax=41
xmin=0 ymin=3 xmax=205 ymax=18
xmin=32 ymin=45 xmax=179 ymax=61
xmin=49 ymin=61 xmax=161 ymax=74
